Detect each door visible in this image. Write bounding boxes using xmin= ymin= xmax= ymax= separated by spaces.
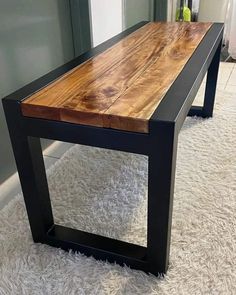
xmin=0 ymin=0 xmax=91 ymax=184
xmin=123 ymin=0 xmax=154 ymax=29
xmin=123 ymin=0 xmax=168 ymax=29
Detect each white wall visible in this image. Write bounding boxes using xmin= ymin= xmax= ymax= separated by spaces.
xmin=171 ymin=0 xmax=178 ymax=21
xmin=123 ymin=0 xmax=152 ymax=28
xmin=198 ymin=0 xmax=228 ymax=22
xmin=90 ymin=0 xmax=123 ymax=47
xmin=167 ymin=0 xmax=173 ymax=21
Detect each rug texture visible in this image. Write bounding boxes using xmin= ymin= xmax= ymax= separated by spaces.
xmin=0 ymin=90 xmax=235 ymax=294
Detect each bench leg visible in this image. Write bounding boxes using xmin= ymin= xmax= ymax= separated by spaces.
xmin=3 ymin=100 xmax=179 ymax=276
xmin=3 ymin=101 xmax=54 ymax=242
xmin=202 ymin=41 xmax=222 ymax=117
xmin=188 ymin=40 xmax=222 ymax=118
xmin=147 ymin=122 xmax=178 ymax=274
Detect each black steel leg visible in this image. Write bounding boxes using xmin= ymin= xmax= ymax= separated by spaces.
xmin=147 ymin=121 xmax=178 ymax=274
xmin=2 ymin=101 xmax=54 ymax=242
xmin=202 ymin=40 xmax=222 ymax=117
xmin=188 ymin=40 xmax=222 ymax=118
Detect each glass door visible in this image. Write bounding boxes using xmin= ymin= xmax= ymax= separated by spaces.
xmin=123 ymin=0 xmax=154 ymax=29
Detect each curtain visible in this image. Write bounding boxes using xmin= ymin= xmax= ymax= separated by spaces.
xmin=225 ymin=0 xmax=236 ymax=59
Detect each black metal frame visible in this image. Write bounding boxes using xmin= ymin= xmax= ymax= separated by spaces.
xmin=2 ymin=22 xmax=223 ymax=276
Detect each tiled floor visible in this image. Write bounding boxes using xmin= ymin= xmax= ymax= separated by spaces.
xmin=0 ymin=62 xmax=235 ymax=209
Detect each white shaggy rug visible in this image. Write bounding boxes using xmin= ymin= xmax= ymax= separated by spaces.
xmin=0 ymin=90 xmax=235 ymax=294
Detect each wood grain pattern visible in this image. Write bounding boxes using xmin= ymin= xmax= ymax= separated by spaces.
xmin=21 ymin=22 xmax=212 ymax=133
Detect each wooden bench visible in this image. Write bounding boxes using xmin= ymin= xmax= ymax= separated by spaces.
xmin=2 ymin=22 xmax=223 ymax=276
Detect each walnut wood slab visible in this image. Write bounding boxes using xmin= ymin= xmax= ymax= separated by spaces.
xmin=21 ymin=22 xmax=212 ymax=133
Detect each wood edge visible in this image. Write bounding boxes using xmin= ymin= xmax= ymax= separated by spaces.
xmin=21 ymin=103 xmax=61 ymax=121
xmin=103 ymin=114 xmax=148 ymax=133
xmin=60 ymin=108 xmax=104 ymax=128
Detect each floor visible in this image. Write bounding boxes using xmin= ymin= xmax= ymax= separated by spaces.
xmin=0 ymin=62 xmax=235 ymax=209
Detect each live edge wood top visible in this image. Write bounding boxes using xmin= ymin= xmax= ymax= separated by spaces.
xmin=21 ymin=22 xmax=212 ymax=133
